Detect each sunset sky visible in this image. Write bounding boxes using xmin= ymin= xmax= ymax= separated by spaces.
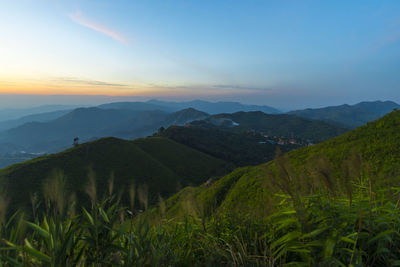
xmin=1 ymin=0 xmax=400 ymax=109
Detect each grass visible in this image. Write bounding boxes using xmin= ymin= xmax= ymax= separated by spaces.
xmin=1 ymin=173 xmax=400 ymax=266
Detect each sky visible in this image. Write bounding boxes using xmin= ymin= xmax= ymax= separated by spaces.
xmin=1 ymin=0 xmax=400 ymax=110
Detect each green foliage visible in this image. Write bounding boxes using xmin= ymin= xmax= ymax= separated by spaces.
xmin=1 ymin=181 xmax=400 ymax=265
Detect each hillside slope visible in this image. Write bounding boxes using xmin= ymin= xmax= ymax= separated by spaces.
xmin=0 ymin=137 xmax=232 ymax=213
xmin=160 ymin=110 xmax=400 ymax=219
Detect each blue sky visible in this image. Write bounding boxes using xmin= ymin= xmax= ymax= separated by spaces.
xmin=0 ymin=0 xmax=399 ymax=109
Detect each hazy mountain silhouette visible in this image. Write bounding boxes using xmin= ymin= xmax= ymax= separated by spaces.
xmin=146 ymin=99 xmax=280 ymax=114
xmin=288 ymin=100 xmax=400 ymax=128
xmin=0 ymin=109 xmax=72 ymax=131
xmin=0 ymin=105 xmax=80 ymax=122
xmin=0 ymin=107 xmax=210 ymax=155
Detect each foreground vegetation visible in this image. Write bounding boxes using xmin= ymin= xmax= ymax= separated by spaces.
xmin=1 ymin=175 xmax=400 ymax=266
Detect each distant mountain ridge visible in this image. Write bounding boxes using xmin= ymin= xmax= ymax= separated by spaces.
xmin=98 ymin=101 xmax=175 ymax=112
xmin=0 ymin=109 xmax=73 ymax=132
xmin=0 ymin=105 xmax=80 ymax=122
xmin=0 ymin=100 xmax=396 ymax=169
xmin=0 ymin=107 xmax=209 ymax=155
xmin=146 ymin=99 xmax=281 ymax=114
xmin=288 ymin=100 xmax=400 ymax=128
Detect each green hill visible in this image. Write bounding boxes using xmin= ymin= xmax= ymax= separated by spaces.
xmin=159 ymin=125 xmax=299 ymax=166
xmin=0 ymin=136 xmax=232 ymax=214
xmin=159 ymin=109 xmax=400 ymax=219
xmin=157 ymin=110 xmax=347 ymax=168
xmin=190 ymin=111 xmax=348 ymax=142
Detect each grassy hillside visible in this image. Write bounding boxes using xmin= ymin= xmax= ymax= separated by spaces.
xmin=159 ymin=109 xmax=400 ymax=220
xmin=0 ymin=136 xmax=232 ymax=214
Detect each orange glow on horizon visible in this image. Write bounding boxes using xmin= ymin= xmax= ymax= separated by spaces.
xmin=0 ymin=78 xmax=262 ymax=98
xmin=0 ymin=79 xmax=159 ymax=96
xmin=0 ymin=86 xmax=146 ymax=96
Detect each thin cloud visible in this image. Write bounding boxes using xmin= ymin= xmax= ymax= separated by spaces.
xmin=371 ymin=31 xmax=400 ymax=52
xmin=54 ymin=77 xmax=128 ymax=87
xmin=142 ymin=83 xmax=273 ymax=97
xmin=68 ymin=10 xmax=128 ymax=45
xmin=213 ymin=85 xmax=272 ymax=92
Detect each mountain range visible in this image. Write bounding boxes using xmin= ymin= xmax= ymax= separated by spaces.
xmin=0 ymin=105 xmax=79 ymax=122
xmin=0 ymin=107 xmax=207 ymax=154
xmin=288 ymin=100 xmax=400 ymax=128
xmin=0 ymin=100 xmax=398 ymax=170
xmin=146 ymin=99 xmax=281 ymax=114
xmin=0 ymin=109 xmax=73 ymax=132
xmin=2 ymin=106 xmax=400 ymax=221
